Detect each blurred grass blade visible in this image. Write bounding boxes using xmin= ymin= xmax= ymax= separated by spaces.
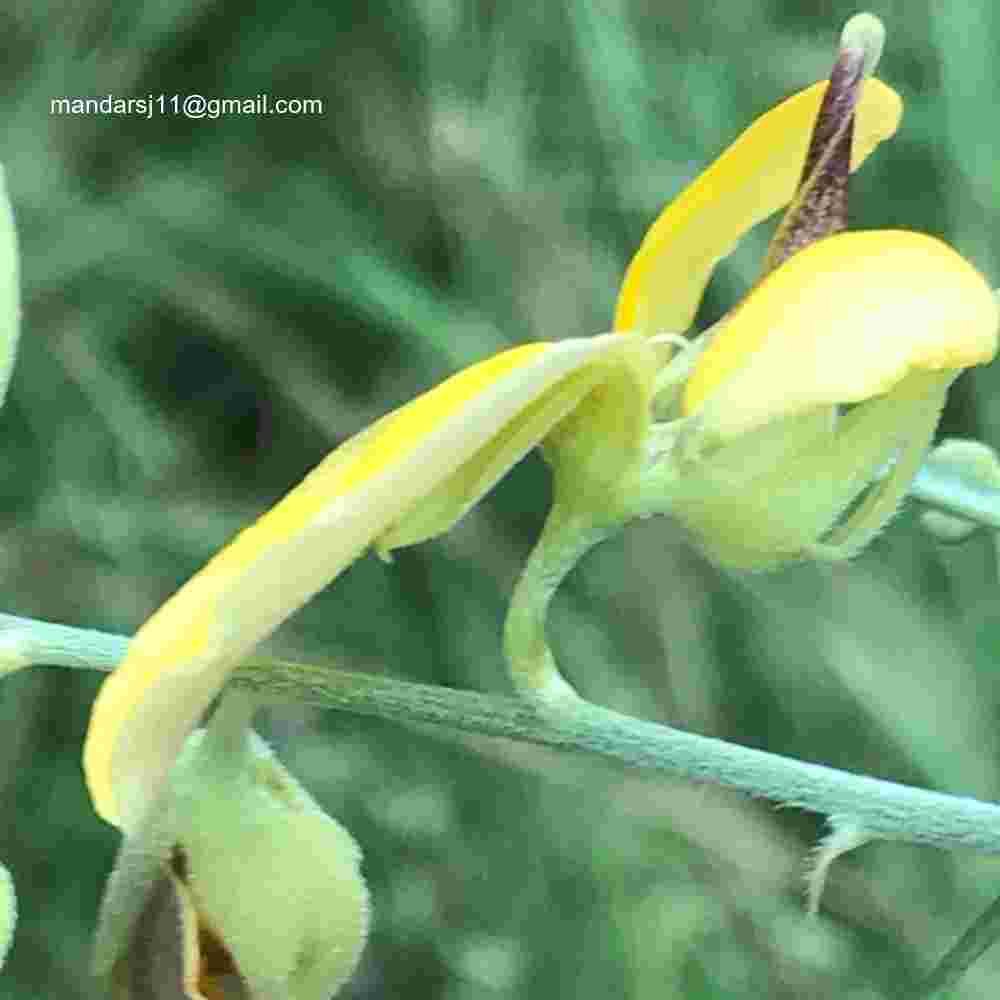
xmin=910 ymin=892 xmax=1000 ymax=998
xmin=0 ymin=166 xmax=20 ymax=408
xmin=0 ymin=863 xmax=14 ymax=970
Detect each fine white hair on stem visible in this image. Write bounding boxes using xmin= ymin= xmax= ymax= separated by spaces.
xmin=9 ymin=611 xmax=1000 ymax=856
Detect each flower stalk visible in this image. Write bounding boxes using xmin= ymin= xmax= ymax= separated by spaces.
xmin=503 ymin=501 xmax=621 ymax=699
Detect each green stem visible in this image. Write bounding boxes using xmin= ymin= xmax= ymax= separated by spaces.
xmin=203 ymin=689 xmax=259 ymax=763
xmin=502 ymin=501 xmax=621 ymax=699
xmin=911 ymin=461 xmax=1000 ymax=530
xmin=8 ymin=611 xmax=1000 ymax=856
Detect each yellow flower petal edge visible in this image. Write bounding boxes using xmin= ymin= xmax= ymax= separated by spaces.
xmin=379 ymin=334 xmax=652 ymax=552
xmin=613 ymin=78 xmax=902 ymax=337
xmin=683 ymin=230 xmax=999 ymax=440
xmin=83 ymin=335 xmax=641 ymax=831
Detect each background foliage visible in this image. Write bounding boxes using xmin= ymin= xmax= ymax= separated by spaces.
xmin=1 ymin=1 xmax=1000 ymax=997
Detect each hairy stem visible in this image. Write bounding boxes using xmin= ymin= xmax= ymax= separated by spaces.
xmin=911 ymin=459 xmax=1000 ymax=529
xmin=503 ymin=501 xmax=619 ymax=699
xmin=6 ymin=611 xmax=1000 ymax=855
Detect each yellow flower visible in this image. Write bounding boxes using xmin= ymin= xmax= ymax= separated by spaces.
xmin=664 ymin=255 xmax=995 ymax=568
xmin=84 ymin=334 xmax=653 ymax=831
xmin=613 ymin=35 xmax=901 ymax=337
xmin=72 ymin=18 xmax=1000 ymax=997
xmin=618 ymin=14 xmax=997 ymax=568
xmin=83 ymin=10 xmax=996 ymax=877
xmin=680 ymin=229 xmax=996 ymax=440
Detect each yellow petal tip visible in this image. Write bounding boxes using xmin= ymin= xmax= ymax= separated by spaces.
xmin=682 ymin=230 xmax=998 ymax=438
xmin=613 ymin=74 xmax=902 ymax=338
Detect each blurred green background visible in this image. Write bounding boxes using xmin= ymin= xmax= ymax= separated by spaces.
xmin=1 ymin=0 xmax=1000 ymax=997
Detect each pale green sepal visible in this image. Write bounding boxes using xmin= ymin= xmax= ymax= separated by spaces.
xmin=665 ymin=369 xmax=952 ymax=570
xmin=94 ymin=697 xmax=368 ymax=998
xmin=0 ymin=862 xmax=15 ymax=970
xmin=542 ymin=335 xmax=655 ymax=499
xmin=0 ymin=167 xmax=19 ymax=408
xmin=658 ymin=407 xmax=836 ymax=567
xmin=92 ymin=795 xmax=179 ymax=987
xmin=171 ymin=715 xmax=369 ymax=999
xmin=809 ymin=380 xmax=946 ymax=559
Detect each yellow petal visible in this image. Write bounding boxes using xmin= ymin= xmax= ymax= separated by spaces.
xmin=613 ymin=78 xmax=902 ymax=337
xmin=683 ymin=230 xmax=998 ymax=440
xmin=379 ymin=335 xmax=652 ymax=552
xmin=83 ymin=335 xmax=641 ymax=830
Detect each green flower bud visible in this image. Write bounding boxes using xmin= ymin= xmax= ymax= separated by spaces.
xmin=168 ymin=726 xmax=369 ymax=999
xmin=97 ymin=715 xmax=369 ymax=1000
